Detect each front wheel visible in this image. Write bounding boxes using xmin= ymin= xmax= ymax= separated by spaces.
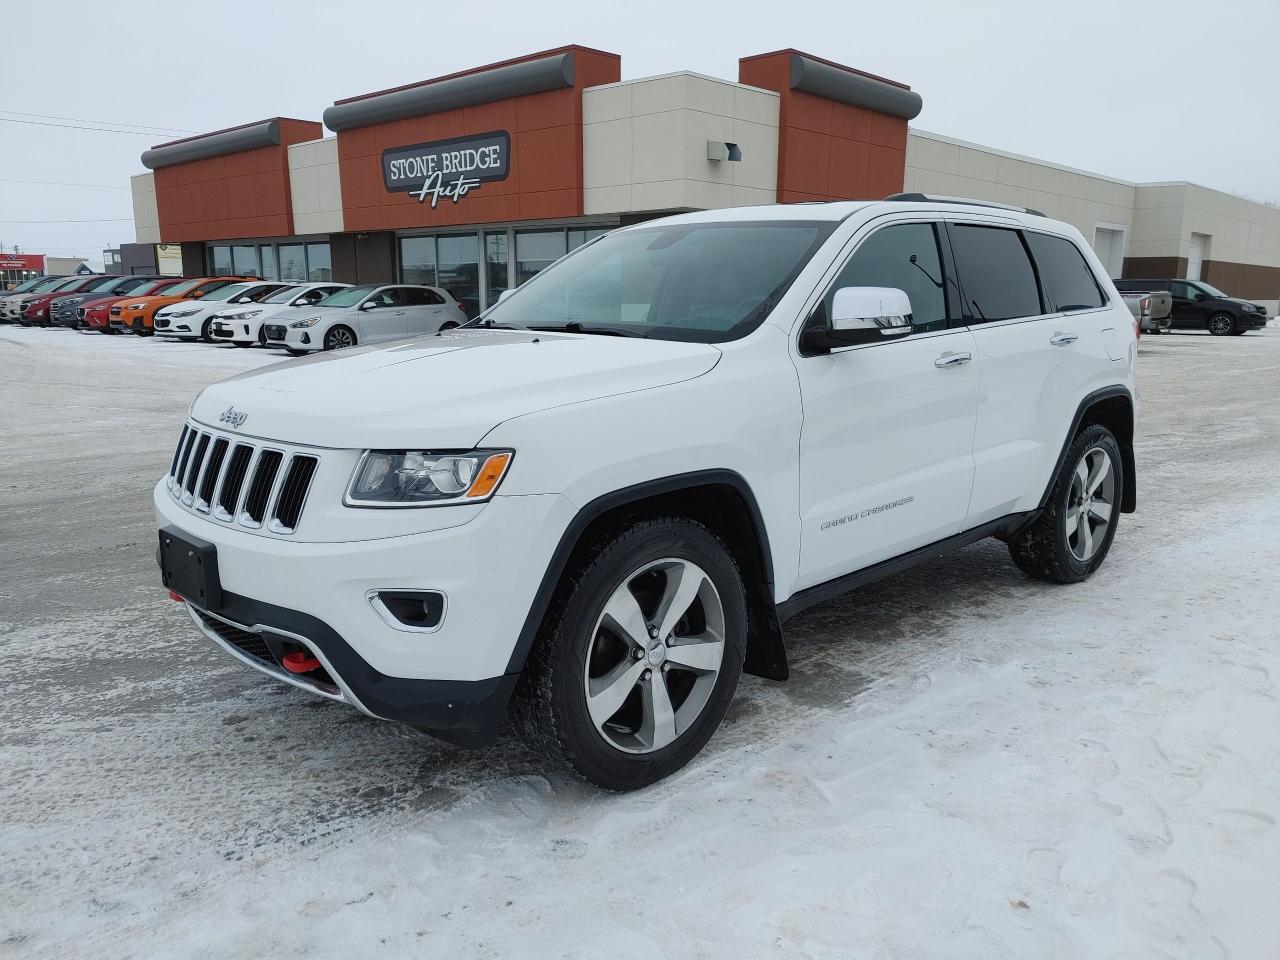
xmin=1008 ymin=424 xmax=1122 ymax=583
xmin=1207 ymin=313 xmax=1235 ymax=336
xmin=323 ymin=325 xmax=356 ymax=351
xmin=515 ymin=516 xmax=747 ymax=790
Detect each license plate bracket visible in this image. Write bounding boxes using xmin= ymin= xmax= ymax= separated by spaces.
xmin=158 ymin=526 xmax=222 ymax=609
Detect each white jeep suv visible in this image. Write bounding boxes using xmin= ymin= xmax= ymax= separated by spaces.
xmin=156 ymin=197 xmax=1138 ymax=790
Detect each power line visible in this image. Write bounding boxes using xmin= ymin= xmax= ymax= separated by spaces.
xmin=0 ymin=178 xmax=129 ymax=189
xmin=0 ymin=117 xmax=162 ymax=137
xmin=0 ymin=109 xmax=195 ymax=134
xmin=0 ymin=217 xmax=132 ymax=224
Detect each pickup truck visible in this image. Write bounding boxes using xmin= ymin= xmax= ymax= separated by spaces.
xmin=1118 ymin=287 xmax=1173 ymax=335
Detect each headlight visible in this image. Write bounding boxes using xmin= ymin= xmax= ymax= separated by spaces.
xmin=166 ymin=308 xmax=199 ymax=318
xmin=1241 ymin=303 xmax=1257 ymax=312
xmin=237 ymin=310 xmax=263 ymax=320
xmin=346 ymin=450 xmax=513 ymax=506
xmin=125 ymin=302 xmax=147 ymax=310
xmin=290 ymin=316 xmax=321 ymax=328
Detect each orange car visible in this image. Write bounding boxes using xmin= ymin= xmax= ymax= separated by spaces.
xmin=112 ymin=276 xmax=252 ymax=335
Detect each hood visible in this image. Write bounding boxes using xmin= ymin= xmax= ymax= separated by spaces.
xmin=125 ymin=294 xmax=184 ymax=309
xmin=191 ymin=329 xmax=722 ymax=449
xmin=1225 ymin=296 xmax=1263 ymax=310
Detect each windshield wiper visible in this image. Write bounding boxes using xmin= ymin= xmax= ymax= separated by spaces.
xmin=529 ymin=322 xmax=639 ymax=337
xmin=466 ymin=319 xmax=518 ymax=329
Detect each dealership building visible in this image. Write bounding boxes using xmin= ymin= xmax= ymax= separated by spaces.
xmin=125 ymin=45 xmax=1280 ymax=315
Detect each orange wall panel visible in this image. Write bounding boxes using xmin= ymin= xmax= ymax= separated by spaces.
xmin=334 ymin=46 xmax=620 ymax=232
xmin=153 ymin=119 xmax=323 ymax=243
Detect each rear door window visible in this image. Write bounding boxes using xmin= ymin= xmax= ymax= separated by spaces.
xmin=1026 ymin=233 xmax=1106 ymax=311
xmin=948 ymin=225 xmax=1043 ymax=322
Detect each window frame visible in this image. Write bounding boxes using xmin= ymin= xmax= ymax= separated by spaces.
xmin=1023 ymin=229 xmax=1110 ymax=314
xmin=940 ymin=220 xmax=1048 ymax=325
xmin=797 ymin=216 xmax=964 ymax=357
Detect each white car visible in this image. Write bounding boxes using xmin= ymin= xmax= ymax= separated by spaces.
xmin=153 ymin=281 xmax=292 ymax=342
xmin=262 ymin=283 xmax=467 ymax=353
xmin=156 ymin=197 xmax=1138 ymax=790
xmin=209 ymin=282 xmax=350 ymax=347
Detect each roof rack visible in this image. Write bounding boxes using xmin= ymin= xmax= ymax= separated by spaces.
xmin=882 ymin=192 xmax=1046 ymax=218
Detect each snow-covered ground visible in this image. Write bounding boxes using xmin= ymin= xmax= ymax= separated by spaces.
xmin=2 ymin=325 xmax=1279 ymax=959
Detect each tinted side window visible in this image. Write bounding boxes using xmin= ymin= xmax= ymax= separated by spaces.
xmin=825 ymin=223 xmax=949 ymax=332
xmin=402 ymin=288 xmax=443 ymax=306
xmin=1026 ymin=233 xmax=1106 ymax=311
xmin=949 ymin=225 xmax=1043 ymax=322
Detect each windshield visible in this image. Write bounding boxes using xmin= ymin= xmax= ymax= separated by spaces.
xmin=1194 ymin=281 xmax=1228 ymax=298
xmin=473 ymin=221 xmax=834 ymax=342
xmin=11 ymin=276 xmax=59 ymax=293
xmin=199 ymin=283 xmax=256 ymax=303
xmin=85 ymin=276 xmax=123 ymax=292
xmin=138 ymin=280 xmax=179 ymax=295
xmin=315 ymin=284 xmax=379 ymax=308
xmin=51 ymin=276 xmax=90 ymax=291
xmin=260 ymin=284 xmax=304 ymax=304
xmin=158 ymin=278 xmax=203 ymax=296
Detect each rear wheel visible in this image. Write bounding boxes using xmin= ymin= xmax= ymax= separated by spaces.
xmin=1207 ymin=313 xmax=1235 ymax=336
xmin=323 ymin=325 xmax=356 ymax=351
xmin=515 ymin=516 xmax=746 ymax=790
xmin=1008 ymin=424 xmax=1122 ymax=583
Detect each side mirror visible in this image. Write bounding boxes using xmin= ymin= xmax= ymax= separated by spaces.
xmin=828 ymin=287 xmax=913 ymax=345
xmin=188 ymin=290 xmax=205 ymax=299
xmin=360 ymin=300 xmax=377 ymax=311
xmin=498 ymin=288 xmax=516 ymax=303
xmin=1194 ymin=292 xmax=1206 ymax=302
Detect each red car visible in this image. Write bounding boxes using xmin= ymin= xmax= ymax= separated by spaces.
xmin=83 ymin=278 xmax=187 ymax=333
xmin=17 ymin=275 xmax=119 ymax=327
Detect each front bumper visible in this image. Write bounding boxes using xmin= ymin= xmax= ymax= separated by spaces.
xmin=154 ymin=480 xmax=575 ymax=737
xmin=1241 ymin=312 xmax=1268 ymax=330
xmin=181 ymin=593 xmax=519 ymax=746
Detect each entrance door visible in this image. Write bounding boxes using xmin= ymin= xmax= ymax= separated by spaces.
xmin=794 ymin=220 xmax=979 ymax=588
xmin=1187 ymin=233 xmax=1210 ymax=281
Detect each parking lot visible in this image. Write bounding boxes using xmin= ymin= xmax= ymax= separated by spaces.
xmin=3 ymin=325 xmax=1280 ymax=958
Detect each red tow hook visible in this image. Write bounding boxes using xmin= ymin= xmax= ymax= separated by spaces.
xmin=168 ymin=590 xmax=185 ymax=603
xmin=282 ymin=650 xmax=322 ymax=674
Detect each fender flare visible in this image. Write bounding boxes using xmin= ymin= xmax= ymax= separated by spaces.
xmin=505 ymin=469 xmax=788 ymax=680
xmin=1039 ymin=385 xmax=1137 ymax=514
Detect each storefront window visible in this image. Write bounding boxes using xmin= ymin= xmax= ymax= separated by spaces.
xmin=485 ymin=232 xmax=509 ymax=309
xmin=232 ymin=245 xmax=259 ymax=277
xmin=437 ymin=234 xmax=480 ymax=319
xmin=259 ymin=246 xmax=278 ymax=281
xmin=278 ymin=244 xmax=306 ymax=281
xmin=400 ymin=237 xmax=436 ymax=286
xmin=306 ymin=243 xmax=332 ymax=281
xmin=516 ymin=230 xmax=567 ymax=286
xmin=209 ymin=245 xmax=233 ymax=277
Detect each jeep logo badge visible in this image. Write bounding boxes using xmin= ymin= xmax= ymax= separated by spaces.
xmin=218 ymin=406 xmax=248 ymax=429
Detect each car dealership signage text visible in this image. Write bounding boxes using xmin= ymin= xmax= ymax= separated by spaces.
xmin=381 ymin=131 xmax=510 ymax=208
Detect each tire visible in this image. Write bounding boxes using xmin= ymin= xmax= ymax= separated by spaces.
xmin=1207 ymin=313 xmax=1235 ymax=336
xmin=257 ymin=328 xmax=268 ymax=347
xmin=323 ymin=325 xmax=356 ymax=351
xmin=1008 ymin=424 xmax=1122 ymax=584
xmin=200 ymin=318 xmax=215 ymax=343
xmin=514 ymin=515 xmax=747 ymax=791
xmin=439 ymin=321 xmax=459 ymax=332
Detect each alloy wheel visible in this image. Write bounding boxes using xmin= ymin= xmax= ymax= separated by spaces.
xmin=326 ymin=328 xmax=355 ymax=350
xmin=583 ymin=558 xmax=726 ymax=754
xmin=1066 ymin=446 xmax=1115 ymax=562
xmin=1209 ymin=315 xmax=1233 ymax=335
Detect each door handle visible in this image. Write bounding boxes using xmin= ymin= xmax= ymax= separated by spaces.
xmin=934 ymin=351 xmax=973 ymax=368
xmin=1049 ymin=331 xmax=1078 ymax=345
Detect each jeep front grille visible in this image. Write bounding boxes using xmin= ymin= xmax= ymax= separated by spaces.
xmin=166 ymin=424 xmax=320 ymax=535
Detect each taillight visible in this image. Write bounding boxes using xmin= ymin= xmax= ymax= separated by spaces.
xmin=1139 ymin=296 xmax=1150 ymax=311
xmin=457 ymin=302 xmax=466 ymax=312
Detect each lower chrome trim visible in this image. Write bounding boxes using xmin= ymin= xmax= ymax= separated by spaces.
xmin=185 ymin=603 xmax=383 ymax=720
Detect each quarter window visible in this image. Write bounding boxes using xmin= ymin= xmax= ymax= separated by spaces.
xmin=1026 ymin=233 xmax=1106 ymax=311
xmin=824 ymin=222 xmax=950 ymax=333
xmin=949 ymin=225 xmax=1043 ymax=322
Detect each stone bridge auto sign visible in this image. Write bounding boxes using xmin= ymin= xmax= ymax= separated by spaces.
xmin=381 ymin=131 xmax=510 ymax=208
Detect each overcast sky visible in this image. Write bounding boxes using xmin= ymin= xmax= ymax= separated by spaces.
xmin=3 ymin=0 xmax=1276 ymax=269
